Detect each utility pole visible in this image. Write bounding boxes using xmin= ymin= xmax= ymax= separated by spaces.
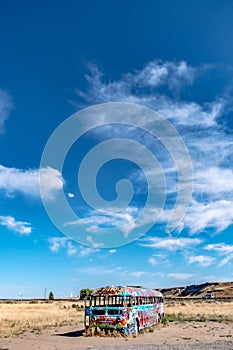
xmin=44 ymin=288 xmax=47 ymax=299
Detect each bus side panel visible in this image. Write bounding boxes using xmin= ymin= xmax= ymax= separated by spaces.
xmin=138 ymin=305 xmax=158 ymax=330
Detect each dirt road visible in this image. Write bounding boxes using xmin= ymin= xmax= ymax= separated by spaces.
xmin=0 ymin=321 xmax=232 ymax=350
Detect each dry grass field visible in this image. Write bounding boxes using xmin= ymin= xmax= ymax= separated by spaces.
xmin=0 ymin=299 xmax=233 ymax=339
xmin=165 ymin=299 xmax=233 ymax=322
xmin=0 ymin=300 xmax=84 ymax=338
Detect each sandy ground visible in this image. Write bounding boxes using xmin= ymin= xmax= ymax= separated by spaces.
xmin=0 ymin=321 xmax=233 ymax=350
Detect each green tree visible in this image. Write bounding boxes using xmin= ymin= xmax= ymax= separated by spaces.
xmin=80 ymin=288 xmax=93 ymax=300
xmin=49 ymin=291 xmax=54 ymax=300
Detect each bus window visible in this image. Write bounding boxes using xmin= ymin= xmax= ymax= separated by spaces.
xmin=115 ymin=296 xmax=123 ymax=306
xmin=108 ymin=296 xmax=113 ymax=305
xmin=100 ymin=297 xmax=105 ymax=306
xmin=108 ymin=309 xmax=122 ymax=315
xmin=92 ymin=309 xmax=105 ymax=315
xmin=126 ymin=296 xmax=132 ymax=306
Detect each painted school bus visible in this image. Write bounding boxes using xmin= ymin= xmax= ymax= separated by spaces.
xmin=84 ymin=285 xmax=164 ymax=335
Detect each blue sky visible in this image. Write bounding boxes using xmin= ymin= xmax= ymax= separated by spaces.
xmin=0 ymin=0 xmax=233 ymax=298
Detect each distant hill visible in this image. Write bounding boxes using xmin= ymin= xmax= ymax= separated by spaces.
xmin=159 ymin=281 xmax=233 ymax=298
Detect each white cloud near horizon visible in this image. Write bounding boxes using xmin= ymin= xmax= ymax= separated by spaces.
xmin=0 ymin=165 xmax=63 ymax=200
xmin=0 ymin=215 xmax=32 ymax=235
xmin=0 ymin=89 xmax=13 ymax=134
xmin=168 ymin=272 xmax=194 ymax=280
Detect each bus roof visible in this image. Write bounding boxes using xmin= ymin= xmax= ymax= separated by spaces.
xmin=91 ymin=285 xmax=163 ymax=298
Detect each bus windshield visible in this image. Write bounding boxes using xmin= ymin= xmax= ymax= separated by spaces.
xmin=91 ymin=296 xmax=123 ymax=307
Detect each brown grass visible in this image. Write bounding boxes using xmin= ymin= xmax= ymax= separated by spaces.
xmin=165 ymin=300 xmax=233 ymax=322
xmin=0 ymin=301 xmax=84 ymax=338
xmin=1 ymin=300 xmax=233 ymax=339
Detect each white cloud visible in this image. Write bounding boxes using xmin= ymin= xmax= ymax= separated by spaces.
xmin=67 ymin=241 xmax=78 ymax=256
xmin=74 ymin=60 xmax=233 ymax=236
xmin=65 ymin=206 xmax=139 ymax=228
xmin=195 ymin=167 xmax=233 ymax=195
xmin=139 ymin=236 xmax=202 ymax=251
xmin=79 ymin=61 xmax=195 ymax=104
xmin=0 ymin=215 xmax=32 ymax=235
xmin=168 ymin=273 xmax=194 ymax=280
xmin=65 ymin=206 xmax=141 ymax=238
xmin=48 ymin=236 xmax=102 ymax=257
xmin=218 ymin=254 xmax=233 ymax=267
xmin=129 ymin=271 xmax=146 ymax=278
xmin=76 ymin=61 xmax=221 ymax=128
xmin=148 ymin=256 xmax=157 ymax=265
xmin=67 ymin=192 xmax=75 ymax=198
xmin=76 ymin=266 xmax=113 ymax=275
xmin=204 ymin=243 xmax=233 ymax=254
xmin=187 ymin=255 xmax=215 ymax=267
xmin=0 ymin=165 xmax=63 ymax=200
xmin=39 ymin=167 xmax=64 ymax=200
xmin=204 ymin=243 xmax=233 ymax=267
xmin=86 ymin=235 xmax=104 ymax=248
xmin=79 ymin=246 xmax=100 ymax=256
xmin=0 ymin=165 xmax=39 ymax=198
xmin=183 ymin=200 xmax=233 ymax=234
xmin=0 ymin=89 xmax=13 ymax=134
xmin=48 ymin=237 xmax=69 ymax=253
xmin=148 ymin=253 xmax=169 ymax=266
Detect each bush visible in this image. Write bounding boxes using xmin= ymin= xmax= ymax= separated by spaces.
xmin=80 ymin=288 xmax=93 ymax=300
xmin=49 ymin=291 xmax=54 ymax=300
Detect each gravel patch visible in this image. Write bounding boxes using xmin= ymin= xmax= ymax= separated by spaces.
xmin=79 ymin=343 xmax=233 ymax=350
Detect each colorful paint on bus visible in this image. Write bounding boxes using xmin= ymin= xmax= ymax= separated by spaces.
xmin=84 ymin=285 xmax=164 ymax=335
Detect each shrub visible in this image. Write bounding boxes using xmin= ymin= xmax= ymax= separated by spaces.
xmin=49 ymin=291 xmax=54 ymax=300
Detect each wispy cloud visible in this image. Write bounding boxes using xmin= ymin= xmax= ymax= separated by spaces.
xmin=148 ymin=256 xmax=158 ymax=266
xmin=181 ymin=199 xmax=233 ymax=234
xmin=65 ymin=206 xmax=139 ymax=228
xmin=148 ymin=253 xmax=169 ymax=266
xmin=218 ymin=254 xmax=233 ymax=267
xmin=0 ymin=165 xmax=63 ymax=200
xmin=139 ymin=236 xmax=202 ymax=251
xmin=129 ymin=271 xmax=146 ymax=278
xmin=0 ymin=215 xmax=32 ymax=235
xmin=79 ymin=246 xmax=100 ymax=256
xmin=204 ymin=243 xmax=233 ymax=267
xmin=77 ymin=61 xmax=195 ymax=104
xmin=64 ymin=206 xmax=141 ymax=237
xmin=168 ymin=272 xmax=194 ymax=280
xmin=48 ymin=236 xmax=78 ymax=256
xmin=48 ymin=236 xmax=101 ymax=257
xmin=204 ymin=242 xmax=233 ymax=254
xmin=66 ymin=241 xmax=78 ymax=256
xmin=0 ymin=89 xmax=14 ymax=134
xmin=74 ymin=60 xmax=233 ymax=236
xmin=48 ymin=237 xmax=69 ymax=253
xmin=187 ymin=255 xmax=215 ymax=267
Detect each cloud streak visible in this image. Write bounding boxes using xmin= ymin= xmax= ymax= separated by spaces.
xmin=139 ymin=236 xmax=202 ymax=251
xmin=0 ymin=215 xmax=32 ymax=235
